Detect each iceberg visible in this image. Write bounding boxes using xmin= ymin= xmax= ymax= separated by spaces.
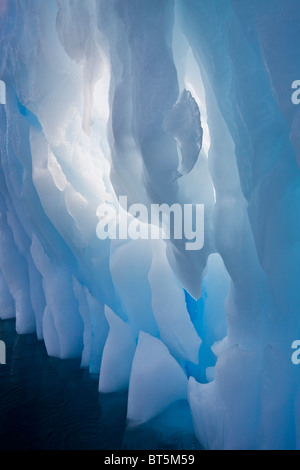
xmin=0 ymin=0 xmax=299 ymax=450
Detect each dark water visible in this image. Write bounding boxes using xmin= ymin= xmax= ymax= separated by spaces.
xmin=0 ymin=319 xmax=202 ymax=451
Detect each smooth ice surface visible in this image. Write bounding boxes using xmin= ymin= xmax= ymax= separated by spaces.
xmin=148 ymin=240 xmax=201 ymax=364
xmin=0 ymin=0 xmax=300 ymax=450
xmin=99 ymin=306 xmax=136 ymax=393
xmin=127 ymin=332 xmax=188 ymax=425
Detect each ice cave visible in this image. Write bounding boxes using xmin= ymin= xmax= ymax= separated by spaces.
xmin=0 ymin=0 xmax=300 ymax=451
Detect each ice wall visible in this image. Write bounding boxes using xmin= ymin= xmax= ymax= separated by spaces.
xmin=0 ymin=0 xmax=299 ymax=450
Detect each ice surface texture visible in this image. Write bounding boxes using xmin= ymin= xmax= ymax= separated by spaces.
xmin=0 ymin=0 xmax=300 ymax=450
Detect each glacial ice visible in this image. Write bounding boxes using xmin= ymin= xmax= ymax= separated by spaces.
xmin=0 ymin=0 xmax=300 ymax=450
xmin=127 ymin=332 xmax=188 ymax=425
xmin=99 ymin=305 xmax=136 ymax=393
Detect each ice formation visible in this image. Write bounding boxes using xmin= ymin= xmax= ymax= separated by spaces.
xmin=0 ymin=0 xmax=300 ymax=450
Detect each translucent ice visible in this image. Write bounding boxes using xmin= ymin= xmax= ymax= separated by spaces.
xmin=99 ymin=306 xmax=136 ymax=394
xmin=0 ymin=0 xmax=300 ymax=450
xmin=127 ymin=332 xmax=188 ymax=425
